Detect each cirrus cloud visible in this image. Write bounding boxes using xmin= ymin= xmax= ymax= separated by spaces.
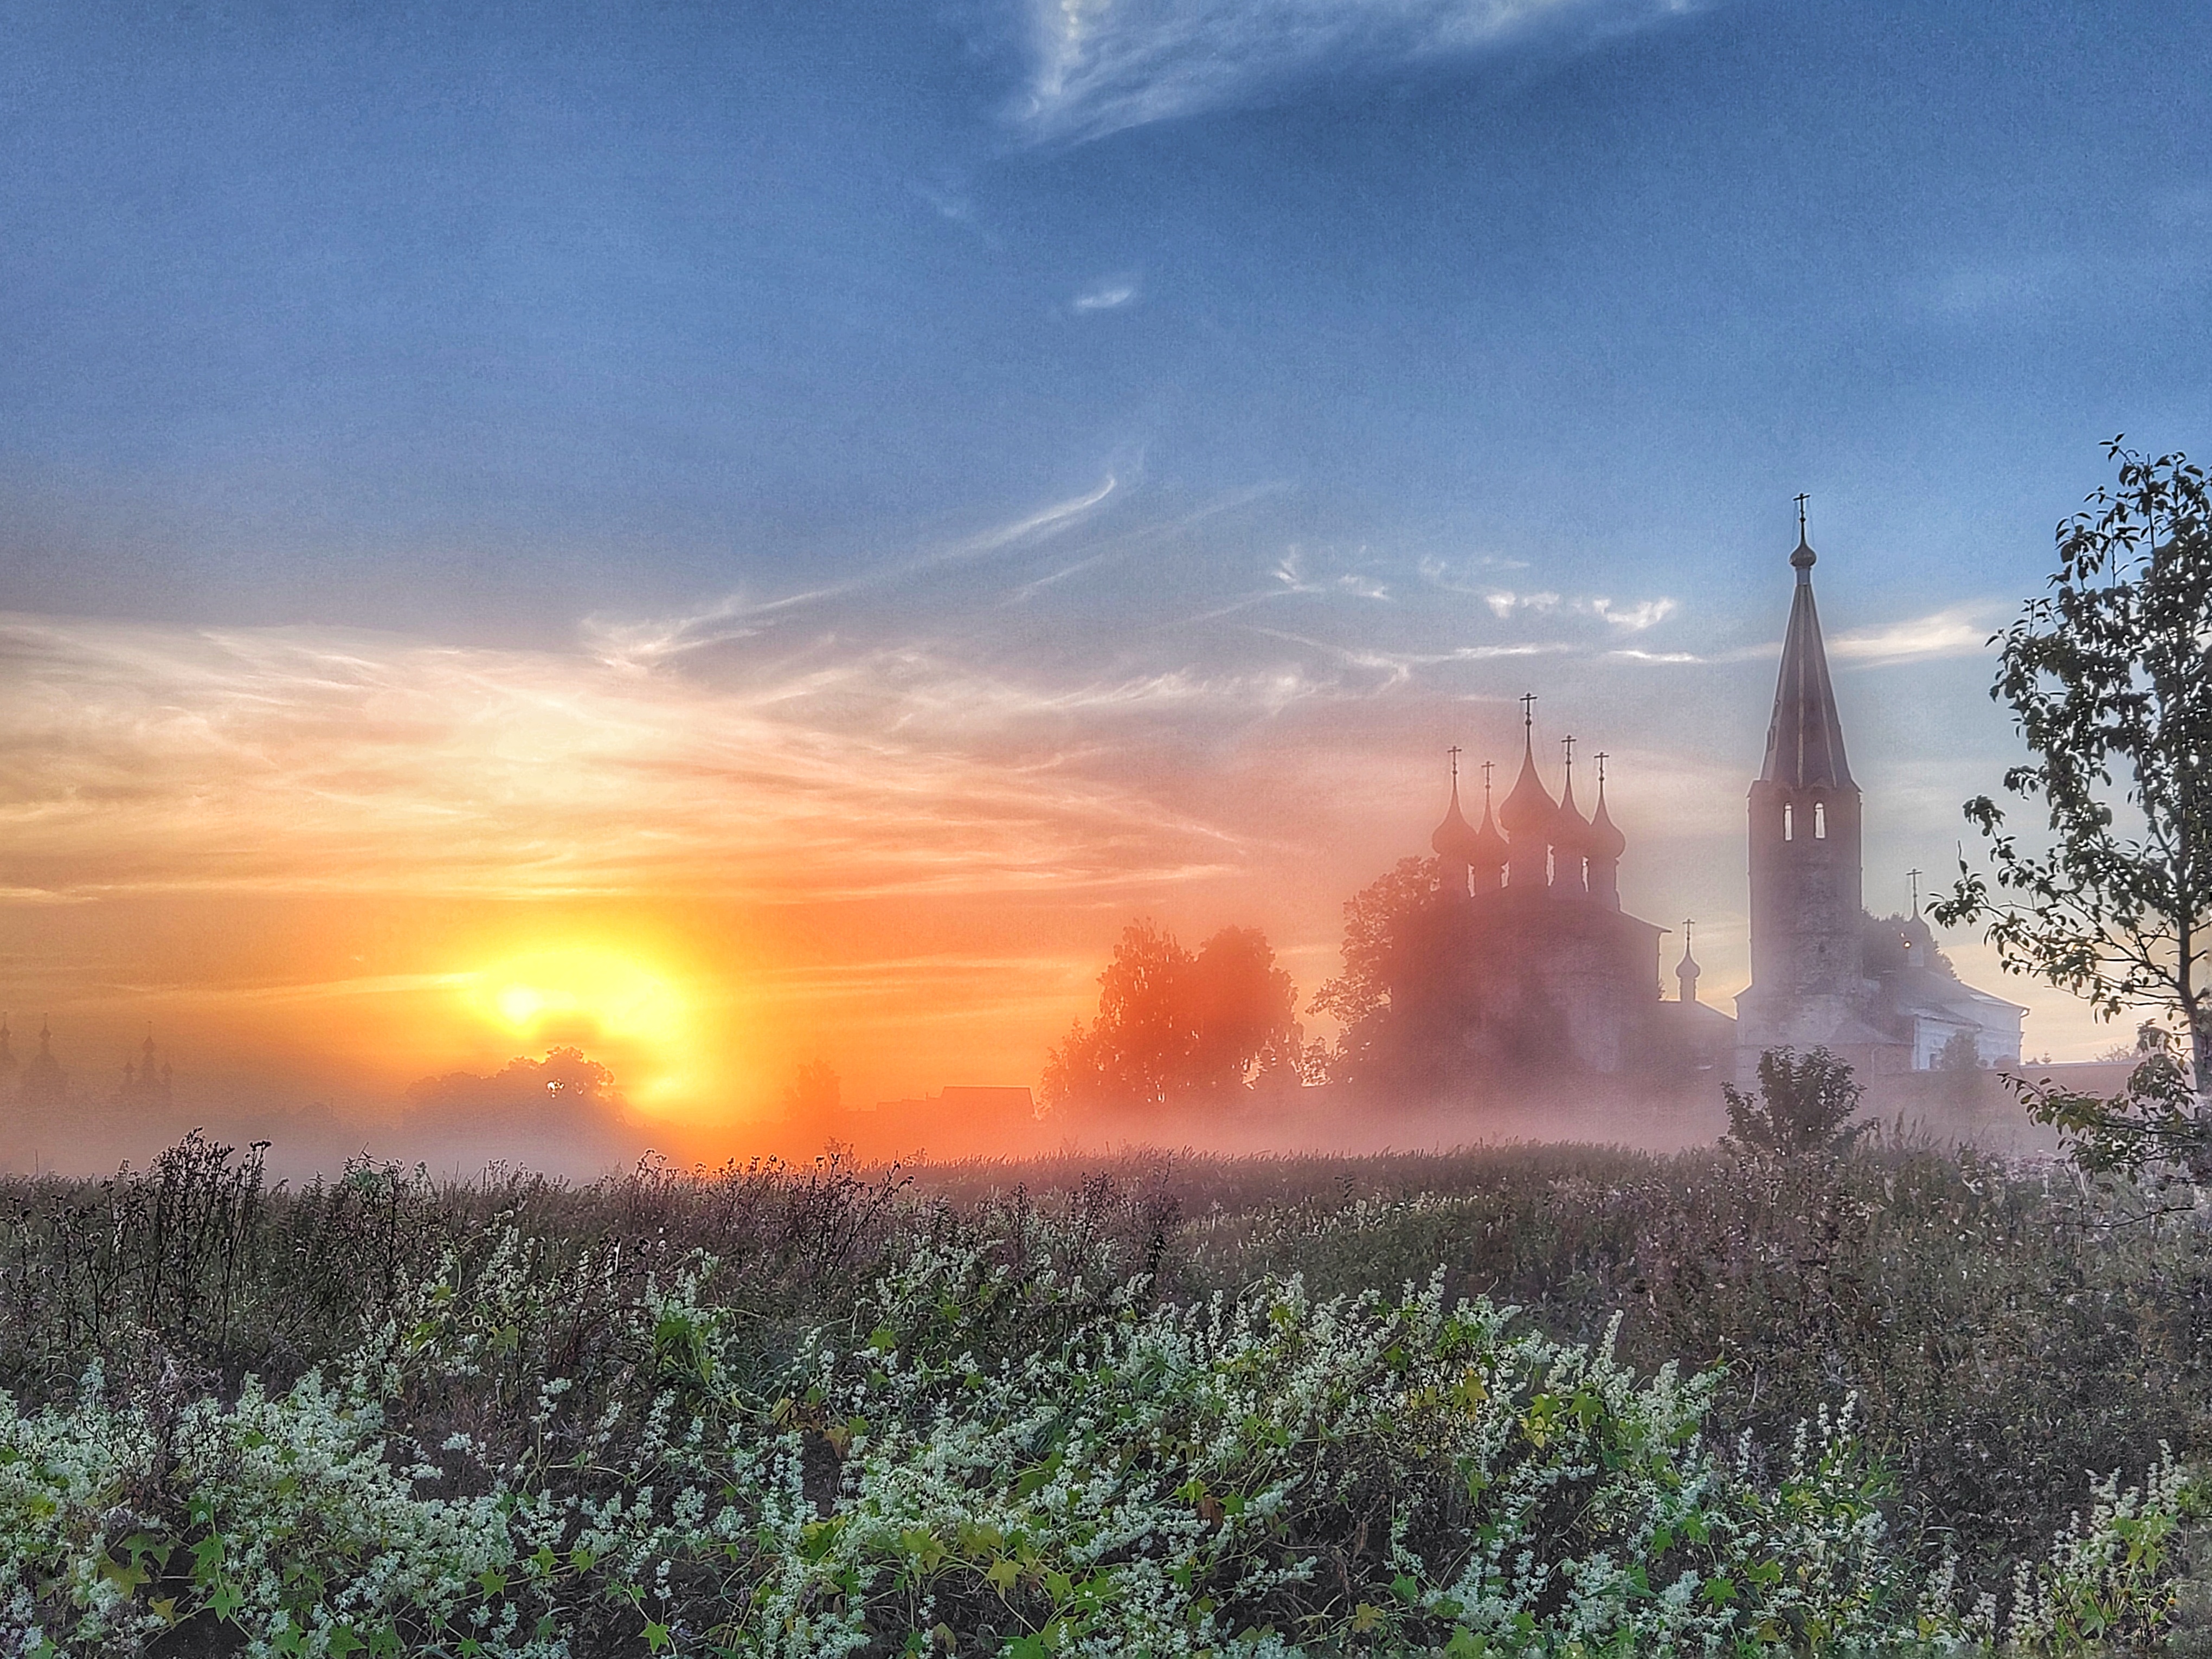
xmin=1014 ymin=0 xmax=1715 ymax=142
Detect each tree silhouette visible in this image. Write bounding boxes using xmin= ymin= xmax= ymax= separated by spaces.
xmin=1041 ymin=921 xmax=1298 ymax=1116
xmin=1933 ymin=441 xmax=2212 ymax=1173
xmin=1309 ymin=855 xmax=1445 ymax=1081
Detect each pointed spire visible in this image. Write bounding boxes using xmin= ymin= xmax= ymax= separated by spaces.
xmin=1760 ymin=505 xmax=1855 ymax=789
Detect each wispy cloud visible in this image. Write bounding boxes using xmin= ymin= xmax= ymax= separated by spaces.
xmin=1072 ymin=276 xmax=1140 ymax=311
xmin=1013 ymin=0 xmax=1711 ymax=142
xmin=0 ymin=609 xmax=1234 ymax=904
xmin=587 ymin=477 xmax=1120 ymax=668
xmin=1271 ymin=548 xmax=1391 ymax=601
xmin=1589 ymin=596 xmax=1676 ymax=631
xmin=1479 ymin=589 xmax=1673 ymax=629
xmin=1830 ymin=605 xmax=1999 ymax=666
xmin=1483 ymin=588 xmax=1562 ymax=618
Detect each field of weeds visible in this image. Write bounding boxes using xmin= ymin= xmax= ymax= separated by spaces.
xmin=1 ymin=1131 xmax=2207 ymax=1655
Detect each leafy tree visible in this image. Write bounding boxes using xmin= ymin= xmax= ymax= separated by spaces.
xmin=1309 ymin=855 xmax=1445 ymax=1079
xmin=1932 ymin=442 xmax=2212 ymax=1174
xmin=1041 ymin=921 xmax=1298 ymax=1115
xmin=1186 ymin=925 xmax=1300 ymax=1093
xmin=1722 ymin=1047 xmax=1864 ymax=1158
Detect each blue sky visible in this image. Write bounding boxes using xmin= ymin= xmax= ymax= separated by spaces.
xmin=1 ymin=0 xmax=2208 ymax=1140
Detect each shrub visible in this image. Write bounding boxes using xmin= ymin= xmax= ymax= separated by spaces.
xmin=1722 ymin=1049 xmax=1865 ymax=1159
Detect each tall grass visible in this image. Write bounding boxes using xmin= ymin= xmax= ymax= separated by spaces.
xmin=0 ymin=1132 xmax=2205 ymax=1653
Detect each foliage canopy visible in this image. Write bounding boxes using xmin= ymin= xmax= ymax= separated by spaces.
xmin=1933 ymin=441 xmax=2212 ymax=1172
xmin=1040 ymin=921 xmax=1299 ymax=1115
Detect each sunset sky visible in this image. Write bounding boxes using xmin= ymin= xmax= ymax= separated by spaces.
xmin=4 ymin=0 xmax=2209 ymax=1168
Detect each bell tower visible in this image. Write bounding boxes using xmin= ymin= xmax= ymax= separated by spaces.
xmin=1738 ymin=502 xmax=1864 ymax=1073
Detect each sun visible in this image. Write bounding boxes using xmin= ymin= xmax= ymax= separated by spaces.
xmin=470 ymin=947 xmax=686 ymax=1044
xmin=463 ymin=946 xmax=700 ymax=1113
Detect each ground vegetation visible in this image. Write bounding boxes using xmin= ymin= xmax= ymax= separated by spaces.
xmin=1 ymin=1131 xmax=2208 ymax=1654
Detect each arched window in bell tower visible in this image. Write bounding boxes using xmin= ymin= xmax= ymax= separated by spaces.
xmin=1814 ymin=800 xmax=1827 ymax=839
xmin=1783 ymin=802 xmax=1795 ymax=841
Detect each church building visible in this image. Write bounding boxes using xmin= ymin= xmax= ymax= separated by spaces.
xmin=1388 ymin=706 xmax=1728 ymax=1081
xmin=1379 ymin=505 xmax=2024 ymax=1095
xmin=1733 ymin=515 xmax=2025 ymax=1080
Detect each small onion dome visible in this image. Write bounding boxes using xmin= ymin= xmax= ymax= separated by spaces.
xmin=1497 ymin=733 xmax=1557 ymax=839
xmin=1677 ymin=942 xmax=1701 ymax=980
xmin=1470 ymin=792 xmax=1509 ymax=870
xmin=1431 ymin=777 xmax=1483 ymax=864
xmin=1553 ymin=766 xmax=1593 ymax=857
xmin=1586 ymin=780 xmax=1626 ymax=863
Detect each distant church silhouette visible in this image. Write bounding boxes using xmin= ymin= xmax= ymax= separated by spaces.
xmin=1393 ymin=700 xmax=1731 ymax=1083
xmin=0 ymin=1015 xmax=175 ymax=1111
xmin=1394 ymin=507 xmax=2022 ymax=1088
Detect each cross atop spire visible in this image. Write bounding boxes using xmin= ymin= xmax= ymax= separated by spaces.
xmin=1448 ymin=744 xmax=1462 ymax=783
xmin=1791 ymin=493 xmax=1817 ymax=576
xmin=1519 ymin=691 xmax=1537 ymax=730
xmin=1594 ymin=750 xmax=1608 ymax=786
xmin=1481 ymin=758 xmax=1494 ymax=806
xmin=1907 ymin=867 xmax=1924 ymax=917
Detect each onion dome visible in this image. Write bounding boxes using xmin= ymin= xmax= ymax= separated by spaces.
xmin=1430 ymin=775 xmax=1483 ymax=865
xmin=1587 ymin=775 xmax=1626 ymax=863
xmin=1676 ymin=920 xmax=1703 ymax=1004
xmin=1470 ymin=786 xmax=1509 ymax=872
xmin=1553 ymin=754 xmax=1593 ymax=856
xmin=1496 ymin=729 xmax=1557 ymax=839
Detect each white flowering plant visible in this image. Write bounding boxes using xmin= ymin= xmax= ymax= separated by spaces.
xmin=0 ymin=1208 xmax=2198 ymax=1658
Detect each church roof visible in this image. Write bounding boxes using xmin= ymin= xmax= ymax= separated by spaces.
xmin=1759 ymin=532 xmax=1856 ymax=790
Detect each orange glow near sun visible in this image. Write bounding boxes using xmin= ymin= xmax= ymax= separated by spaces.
xmin=464 ymin=946 xmax=700 ymax=1116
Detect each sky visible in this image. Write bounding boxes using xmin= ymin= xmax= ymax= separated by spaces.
xmin=2 ymin=0 xmax=2208 ymax=1169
